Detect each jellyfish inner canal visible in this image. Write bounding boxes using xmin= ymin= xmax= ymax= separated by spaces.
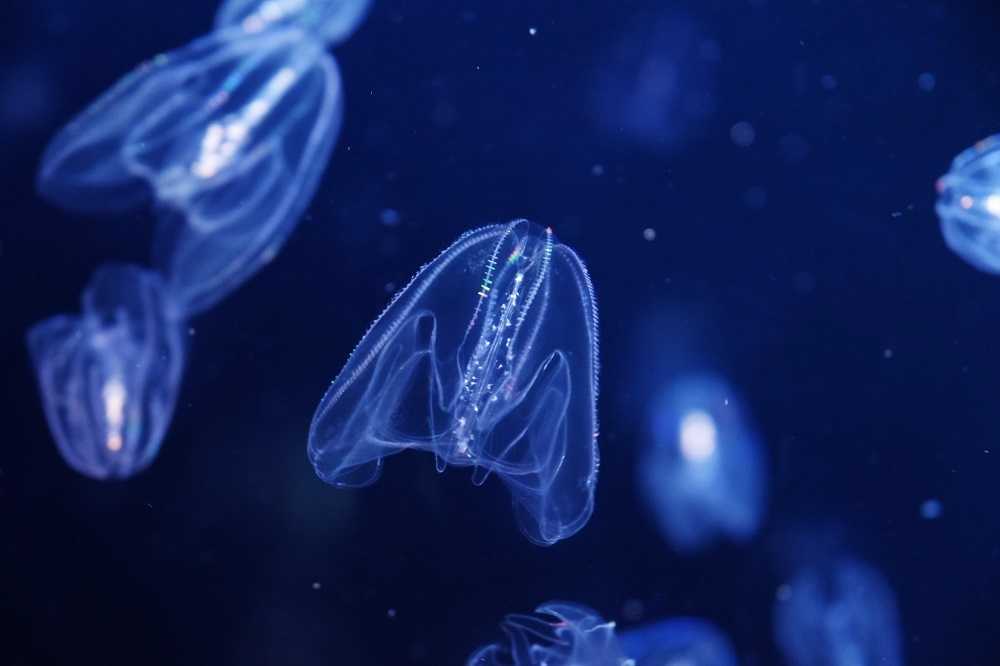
xmin=451 ymin=227 xmax=554 ymax=459
xmin=678 ymin=409 xmax=717 ymax=463
xmin=101 ymin=376 xmax=127 ymax=452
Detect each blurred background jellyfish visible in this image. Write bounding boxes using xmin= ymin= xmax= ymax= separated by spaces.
xmin=620 ymin=617 xmax=738 ymax=666
xmin=590 ymin=11 xmax=718 ymax=155
xmin=935 ymin=133 xmax=1000 ymax=273
xmin=773 ymin=557 xmax=903 ymax=666
xmin=638 ymin=374 xmax=767 ymax=553
xmin=468 ymin=601 xmax=632 ymax=666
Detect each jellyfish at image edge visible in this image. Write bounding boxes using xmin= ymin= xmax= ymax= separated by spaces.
xmin=468 ymin=602 xmax=633 ymax=666
xmin=935 ymin=133 xmax=1000 ymax=273
xmin=638 ymin=374 xmax=766 ymax=552
xmin=773 ymin=558 xmax=903 ymax=666
xmin=216 ymin=0 xmax=373 ymax=46
xmin=308 ymin=220 xmax=600 ymax=546
xmin=26 ymin=265 xmax=186 ymax=480
xmin=619 ymin=617 xmax=738 ymax=666
xmin=36 ymin=27 xmax=344 ymax=315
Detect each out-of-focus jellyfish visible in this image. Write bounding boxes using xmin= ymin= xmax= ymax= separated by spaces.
xmin=773 ymin=558 xmax=903 ymax=666
xmin=37 ymin=28 xmax=342 ymax=315
xmin=468 ymin=602 xmax=633 ymax=666
xmin=638 ymin=374 xmax=766 ymax=552
xmin=935 ymin=134 xmax=1000 ymax=273
xmin=26 ymin=265 xmax=185 ymax=480
xmin=591 ymin=12 xmax=718 ymax=154
xmin=619 ymin=618 xmax=738 ymax=666
xmin=216 ymin=0 xmax=372 ymax=46
xmin=309 ymin=220 xmax=600 ymax=546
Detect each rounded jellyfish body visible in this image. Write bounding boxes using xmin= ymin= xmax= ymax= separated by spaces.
xmin=26 ymin=265 xmax=186 ymax=480
xmin=638 ymin=374 xmax=766 ymax=552
xmin=468 ymin=602 xmax=632 ymax=666
xmin=936 ymin=134 xmax=1000 ymax=273
xmin=215 ymin=0 xmax=373 ymax=46
xmin=308 ymin=220 xmax=601 ymax=546
xmin=37 ymin=28 xmax=343 ymax=316
xmin=773 ymin=558 xmax=903 ymax=666
xmin=619 ymin=617 xmax=738 ymax=666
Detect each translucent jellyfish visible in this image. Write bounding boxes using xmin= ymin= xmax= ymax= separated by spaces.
xmin=935 ymin=133 xmax=1000 ymax=273
xmin=773 ymin=558 xmax=903 ymax=666
xmin=468 ymin=602 xmax=633 ymax=666
xmin=216 ymin=0 xmax=372 ymax=45
xmin=638 ymin=374 xmax=766 ymax=552
xmin=309 ymin=220 xmax=600 ymax=546
xmin=26 ymin=265 xmax=186 ymax=480
xmin=37 ymin=28 xmax=342 ymax=315
xmin=620 ymin=618 xmax=738 ymax=666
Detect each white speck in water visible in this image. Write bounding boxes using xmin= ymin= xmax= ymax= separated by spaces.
xmin=312 ymin=582 xmax=322 ymax=590
xmin=528 ymin=27 xmax=537 ymax=36
xmin=883 ymin=348 xmax=894 ymax=359
xmin=642 ymin=228 xmax=656 ymax=241
xmin=380 ymin=208 xmax=401 ymax=227
xmin=387 ymin=608 xmax=397 ymax=618
xmin=591 ymin=164 xmax=605 ymax=176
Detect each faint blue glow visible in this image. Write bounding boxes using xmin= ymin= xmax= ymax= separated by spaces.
xmin=730 ymin=121 xmax=755 ymax=147
xmin=917 ymin=72 xmax=936 ymax=92
xmin=920 ymin=498 xmax=943 ymax=520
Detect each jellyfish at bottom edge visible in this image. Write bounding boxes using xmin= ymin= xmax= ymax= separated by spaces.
xmin=619 ymin=617 xmax=738 ymax=666
xmin=638 ymin=374 xmax=767 ymax=553
xmin=773 ymin=557 xmax=903 ymax=666
xmin=26 ymin=264 xmax=186 ymax=480
xmin=935 ymin=133 xmax=1000 ymax=273
xmin=468 ymin=602 xmax=633 ymax=666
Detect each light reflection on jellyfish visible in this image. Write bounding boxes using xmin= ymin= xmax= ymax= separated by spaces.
xmin=638 ymin=374 xmax=767 ymax=553
xmin=591 ymin=11 xmax=718 ymax=154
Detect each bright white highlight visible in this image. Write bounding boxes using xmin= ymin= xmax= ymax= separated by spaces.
xmin=102 ymin=376 xmax=126 ymax=452
xmin=679 ymin=409 xmax=717 ymax=462
xmin=986 ymin=194 xmax=1000 ymax=217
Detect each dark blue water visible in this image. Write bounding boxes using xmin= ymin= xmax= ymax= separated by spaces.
xmin=3 ymin=1 xmax=999 ymax=664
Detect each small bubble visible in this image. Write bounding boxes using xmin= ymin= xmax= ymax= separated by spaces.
xmin=312 ymin=582 xmax=322 ymax=590
xmin=188 ymin=328 xmax=196 ymax=336
xmin=642 ymin=228 xmax=656 ymax=241
xmin=883 ymin=348 xmax=894 ymax=359
xmin=384 ymin=282 xmax=397 ymax=293
xmin=820 ymin=74 xmax=838 ymax=90
xmin=917 ymin=72 xmax=936 ymax=92
xmin=387 ymin=608 xmax=397 ymax=618
xmin=730 ymin=121 xmax=756 ymax=147
xmin=380 ymin=208 xmax=401 ymax=227
xmin=591 ymin=164 xmax=605 ymax=176
xmin=920 ymin=498 xmax=942 ymax=520
xmin=528 ymin=27 xmax=537 ymax=36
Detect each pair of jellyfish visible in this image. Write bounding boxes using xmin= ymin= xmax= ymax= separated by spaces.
xmin=468 ymin=601 xmax=737 ymax=666
xmin=638 ymin=375 xmax=766 ymax=553
xmin=27 ymin=0 xmax=371 ymax=479
xmin=773 ymin=558 xmax=903 ymax=666
xmin=936 ymin=134 xmax=1000 ymax=273
xmin=308 ymin=220 xmax=602 ymax=546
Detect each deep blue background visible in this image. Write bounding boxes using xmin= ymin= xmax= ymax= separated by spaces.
xmin=3 ymin=1 xmax=1000 ymax=664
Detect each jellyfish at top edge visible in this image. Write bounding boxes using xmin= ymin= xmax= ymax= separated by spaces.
xmin=26 ymin=265 xmax=186 ymax=480
xmin=37 ymin=28 xmax=343 ymax=315
xmin=619 ymin=617 xmax=738 ymax=666
xmin=935 ymin=133 xmax=1000 ymax=273
xmin=215 ymin=0 xmax=373 ymax=46
xmin=308 ymin=220 xmax=600 ymax=546
xmin=468 ymin=602 xmax=633 ymax=666
xmin=773 ymin=558 xmax=903 ymax=666
xmin=638 ymin=374 xmax=766 ymax=553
